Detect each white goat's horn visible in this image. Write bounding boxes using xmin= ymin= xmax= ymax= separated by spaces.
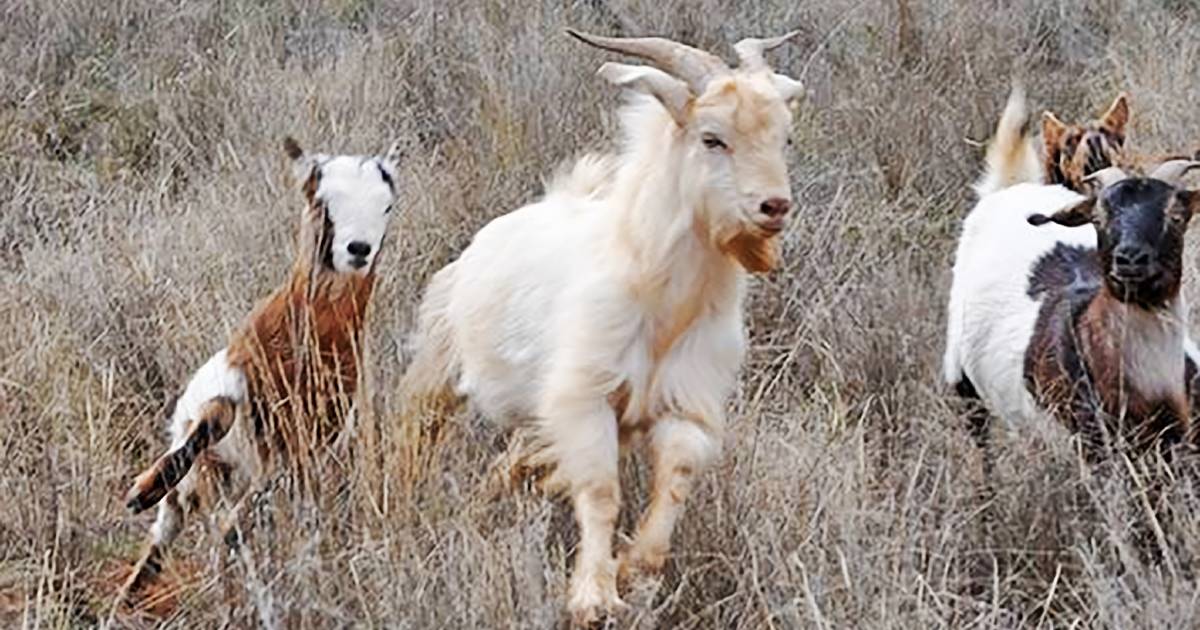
xmin=1150 ymin=159 xmax=1200 ymax=188
xmin=734 ymin=30 xmax=801 ymax=72
xmin=567 ymin=29 xmax=728 ymax=93
xmin=1083 ymin=166 xmax=1128 ymax=189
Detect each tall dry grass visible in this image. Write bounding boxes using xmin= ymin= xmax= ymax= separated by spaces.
xmin=3 ymin=0 xmax=1200 ymax=627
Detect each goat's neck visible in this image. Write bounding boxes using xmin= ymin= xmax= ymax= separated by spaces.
xmin=1080 ymin=287 xmax=1186 ymax=405
xmin=287 ymin=264 xmax=376 ymax=333
xmin=609 ymin=125 xmax=739 ymax=319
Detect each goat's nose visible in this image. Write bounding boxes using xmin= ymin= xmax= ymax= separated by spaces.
xmin=1113 ymin=244 xmax=1151 ymax=269
xmin=347 ymin=241 xmax=372 ymax=257
xmin=760 ymin=198 xmax=791 ymax=218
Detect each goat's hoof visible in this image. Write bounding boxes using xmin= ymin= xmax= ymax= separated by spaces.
xmin=617 ymin=546 xmax=667 ymax=584
xmin=568 ymin=573 xmax=626 ymax=627
xmin=124 ymin=474 xmax=165 ymax=514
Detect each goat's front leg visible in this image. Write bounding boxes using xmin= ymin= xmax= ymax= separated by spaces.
xmin=541 ymin=398 xmax=624 ymax=625
xmin=620 ymin=416 xmax=717 ymax=582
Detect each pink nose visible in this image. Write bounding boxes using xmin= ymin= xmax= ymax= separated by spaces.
xmin=760 ymin=197 xmax=791 ymax=218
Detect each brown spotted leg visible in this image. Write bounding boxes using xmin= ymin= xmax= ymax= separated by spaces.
xmin=125 ymin=397 xmax=238 ymax=513
xmin=118 ymin=397 xmax=237 ymax=604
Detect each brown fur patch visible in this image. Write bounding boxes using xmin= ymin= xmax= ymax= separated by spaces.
xmin=1024 ymin=243 xmax=1189 ymax=458
xmin=1041 ymin=94 xmax=1129 ymax=192
xmin=721 ymin=231 xmax=780 ymax=273
xmin=226 ymin=265 xmax=375 ymax=464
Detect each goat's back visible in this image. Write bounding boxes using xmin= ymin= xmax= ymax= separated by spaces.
xmin=442 ymin=194 xmax=610 ymax=423
xmin=943 ymin=183 xmax=1091 ymax=426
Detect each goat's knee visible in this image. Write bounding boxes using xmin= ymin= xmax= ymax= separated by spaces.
xmin=622 ymin=417 xmax=717 ymax=579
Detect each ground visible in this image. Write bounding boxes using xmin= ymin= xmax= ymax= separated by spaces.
xmin=3 ymin=0 xmax=1200 ymax=627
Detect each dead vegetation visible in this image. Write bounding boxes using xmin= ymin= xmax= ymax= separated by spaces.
xmin=3 ymin=0 xmax=1200 ymax=627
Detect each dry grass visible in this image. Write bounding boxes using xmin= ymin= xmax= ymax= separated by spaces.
xmin=4 ymin=0 xmax=1200 ymax=627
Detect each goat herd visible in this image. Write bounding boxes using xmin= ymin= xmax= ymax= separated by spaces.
xmin=111 ymin=29 xmax=1200 ymax=624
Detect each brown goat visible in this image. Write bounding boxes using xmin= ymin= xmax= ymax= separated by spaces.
xmin=116 ymin=138 xmax=400 ymax=608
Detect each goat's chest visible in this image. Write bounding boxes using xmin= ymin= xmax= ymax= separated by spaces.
xmin=232 ymin=278 xmax=373 ymax=446
xmin=1025 ymin=299 xmax=1187 ymax=445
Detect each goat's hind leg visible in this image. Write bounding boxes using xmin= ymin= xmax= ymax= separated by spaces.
xmin=955 ymin=378 xmax=997 ymax=511
xmin=118 ymin=397 xmax=238 ymax=605
xmin=125 ymin=396 xmax=238 ymax=513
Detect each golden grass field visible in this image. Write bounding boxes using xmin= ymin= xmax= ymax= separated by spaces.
xmin=4 ymin=0 xmax=1200 ymax=627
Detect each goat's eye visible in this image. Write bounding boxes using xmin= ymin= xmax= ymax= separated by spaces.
xmin=702 ymin=134 xmax=727 ymax=151
xmin=384 ymin=204 xmax=392 ymax=214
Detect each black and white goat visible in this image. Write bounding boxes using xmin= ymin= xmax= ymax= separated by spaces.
xmin=944 ymin=159 xmax=1200 ymax=461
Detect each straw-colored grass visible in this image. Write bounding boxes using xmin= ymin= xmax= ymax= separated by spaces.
xmin=3 ymin=0 xmax=1200 ymax=627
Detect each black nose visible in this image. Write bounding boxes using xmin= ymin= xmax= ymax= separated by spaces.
xmin=760 ymin=198 xmax=791 ymax=218
xmin=347 ymin=241 xmax=372 ymax=257
xmin=1113 ymin=244 xmax=1152 ymax=269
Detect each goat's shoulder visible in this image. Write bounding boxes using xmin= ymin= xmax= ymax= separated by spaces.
xmin=1022 ymin=242 xmax=1101 ymax=376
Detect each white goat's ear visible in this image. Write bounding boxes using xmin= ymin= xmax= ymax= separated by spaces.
xmin=598 ymin=62 xmax=692 ymax=125
xmin=772 ymin=73 xmax=805 ymax=103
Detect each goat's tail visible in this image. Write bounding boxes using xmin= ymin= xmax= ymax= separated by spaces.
xmin=543 ymin=153 xmax=619 ymax=200
xmin=974 ymin=85 xmax=1042 ymax=197
xmin=125 ymin=396 xmax=238 ymax=514
xmin=397 ymin=263 xmax=462 ymax=491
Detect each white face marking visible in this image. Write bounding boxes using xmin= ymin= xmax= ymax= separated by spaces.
xmin=1117 ymin=300 xmax=1186 ymax=401
xmin=685 ymin=73 xmax=794 ymax=243
xmin=315 ymin=156 xmax=397 ymax=275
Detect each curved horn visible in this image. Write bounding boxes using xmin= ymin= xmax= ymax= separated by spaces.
xmin=1083 ymin=166 xmax=1129 ymax=189
xmin=734 ymin=30 xmax=802 ymax=71
xmin=567 ymin=29 xmax=728 ymax=93
xmin=1150 ymin=159 xmax=1200 ymax=188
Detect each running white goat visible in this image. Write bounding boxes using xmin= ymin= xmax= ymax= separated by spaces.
xmin=401 ymin=30 xmax=804 ymax=623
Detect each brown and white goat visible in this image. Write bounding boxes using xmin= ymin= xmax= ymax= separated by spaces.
xmin=117 ymin=138 xmax=399 ymax=604
xmin=400 ymin=30 xmax=804 ymax=624
xmin=1041 ymin=93 xmax=1129 ymax=191
xmin=975 ymin=88 xmax=1129 ymax=197
xmin=944 ymin=159 xmax=1200 ymax=465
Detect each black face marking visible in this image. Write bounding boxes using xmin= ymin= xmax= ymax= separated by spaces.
xmin=376 ymin=162 xmax=395 ymax=193
xmin=1046 ymin=127 xmax=1123 ymax=192
xmin=1025 ymin=243 xmax=1101 ymax=301
xmin=1096 ymin=179 xmax=1183 ymax=308
xmin=316 ymin=202 xmax=335 ymax=271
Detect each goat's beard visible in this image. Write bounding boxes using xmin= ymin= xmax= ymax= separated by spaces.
xmin=719 ymin=230 xmax=781 ymax=273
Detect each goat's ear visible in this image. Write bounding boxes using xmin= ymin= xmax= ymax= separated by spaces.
xmin=1099 ymin=92 xmax=1129 ymax=141
xmin=1041 ymin=112 xmax=1067 ymax=153
xmin=597 ymin=62 xmax=692 ymax=126
xmin=771 ymin=73 xmax=805 ymax=104
xmin=1028 ymin=198 xmax=1096 ymax=227
xmin=285 ymin=136 xmax=321 ymax=184
xmin=1181 ymin=191 xmax=1200 ymax=218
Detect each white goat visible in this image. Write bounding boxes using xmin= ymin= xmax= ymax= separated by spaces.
xmin=401 ymin=30 xmax=805 ymax=623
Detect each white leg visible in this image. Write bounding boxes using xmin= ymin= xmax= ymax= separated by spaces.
xmin=539 ymin=398 xmax=625 ymax=625
xmin=620 ymin=417 xmax=717 ymax=581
